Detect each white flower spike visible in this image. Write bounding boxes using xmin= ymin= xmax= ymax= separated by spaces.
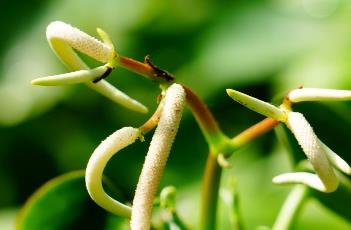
xmin=274 ymin=112 xmax=339 ymax=192
xmin=85 ymin=126 xmax=140 ymax=217
xmin=32 ymin=21 xmax=147 ymax=113
xmin=288 ymin=88 xmax=351 ymax=103
xmin=131 ymin=83 xmax=186 ymax=230
xmin=227 ymin=88 xmax=351 ymax=193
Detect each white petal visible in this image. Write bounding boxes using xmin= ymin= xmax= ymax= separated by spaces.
xmin=320 ymin=140 xmax=351 ymax=175
xmin=272 ymin=172 xmax=338 ymax=193
xmin=131 ymin=84 xmax=186 ymax=230
xmin=288 ymin=88 xmax=351 ymax=103
xmin=285 ymin=112 xmax=338 ymax=192
xmin=86 ymin=80 xmax=148 ymax=113
xmin=47 ymin=21 xmax=113 ymax=63
xmin=226 ymin=89 xmax=286 ymax=121
xmin=85 ymin=127 xmax=139 ymax=217
xmin=31 ymin=65 xmax=108 ymax=86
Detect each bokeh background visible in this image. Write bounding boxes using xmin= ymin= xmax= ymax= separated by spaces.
xmin=1 ymin=0 xmax=351 ymax=229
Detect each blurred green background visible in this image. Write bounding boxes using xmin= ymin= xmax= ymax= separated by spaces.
xmin=1 ymin=0 xmax=351 ymax=229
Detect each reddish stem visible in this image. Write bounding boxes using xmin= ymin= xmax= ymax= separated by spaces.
xmin=231 ymin=118 xmax=280 ymax=147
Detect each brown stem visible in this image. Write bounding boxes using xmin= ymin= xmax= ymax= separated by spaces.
xmin=139 ymin=99 xmax=164 ymax=134
xmin=119 ymin=56 xmax=174 ymax=83
xmin=231 ymin=118 xmax=280 ymax=147
xmin=182 ymin=85 xmax=225 ymax=147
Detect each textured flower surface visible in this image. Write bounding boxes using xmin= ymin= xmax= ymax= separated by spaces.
xmin=31 ymin=21 xmax=147 ymax=113
xmin=227 ymin=88 xmax=351 ymax=192
xmin=131 ymin=83 xmax=186 ymax=230
xmin=85 ymin=126 xmax=139 ymax=217
xmin=84 ymin=83 xmax=185 ymax=229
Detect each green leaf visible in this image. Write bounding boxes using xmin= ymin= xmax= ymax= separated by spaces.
xmin=15 ymin=170 xmax=125 ymax=230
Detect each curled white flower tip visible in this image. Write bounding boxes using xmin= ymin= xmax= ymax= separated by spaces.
xmin=85 ymin=127 xmax=140 ymax=217
xmin=226 ymin=89 xmax=286 ymax=121
xmin=131 ymin=83 xmax=185 ymax=230
xmin=285 ymin=112 xmax=338 ymax=192
xmin=31 ymin=65 xmax=108 ymax=86
xmin=272 ymin=172 xmax=338 ymax=193
xmin=217 ymin=153 xmax=232 ymax=168
xmin=320 ymin=140 xmax=351 ymax=175
xmin=47 ymin=21 xmax=113 ymax=63
xmin=288 ymin=88 xmax=351 ymax=103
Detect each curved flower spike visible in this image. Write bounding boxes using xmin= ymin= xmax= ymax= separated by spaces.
xmin=227 ymin=89 xmax=351 ymax=192
xmin=274 ymin=112 xmax=339 ymax=192
xmin=32 ymin=21 xmax=147 ymax=113
xmin=131 ymin=83 xmax=186 ymax=230
xmin=46 ymin=21 xmax=113 ymax=63
xmin=288 ymin=88 xmax=351 ymax=103
xmin=85 ymin=127 xmax=140 ymax=217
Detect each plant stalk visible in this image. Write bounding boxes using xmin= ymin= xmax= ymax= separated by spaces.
xmin=231 ymin=118 xmax=280 ymax=147
xmin=182 ymin=85 xmax=226 ymax=149
xmin=200 ymin=152 xmax=223 ymax=230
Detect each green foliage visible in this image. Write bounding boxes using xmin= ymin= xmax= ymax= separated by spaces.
xmin=2 ymin=0 xmax=351 ymax=229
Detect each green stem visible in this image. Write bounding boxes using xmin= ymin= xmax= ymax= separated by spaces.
xmin=182 ymin=85 xmax=227 ymax=149
xmin=200 ymin=152 xmax=222 ymax=230
xmin=272 ymin=185 xmax=308 ymax=230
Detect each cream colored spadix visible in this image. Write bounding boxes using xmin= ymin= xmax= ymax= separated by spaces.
xmin=130 ymin=84 xmax=186 ymax=230
xmin=275 ymin=112 xmax=339 ymax=192
xmin=46 ymin=21 xmax=113 ymax=63
xmin=32 ymin=21 xmax=147 ymax=113
xmin=226 ymin=89 xmax=286 ymax=121
xmin=85 ymin=127 xmax=140 ymax=217
xmin=288 ymin=88 xmax=351 ymax=103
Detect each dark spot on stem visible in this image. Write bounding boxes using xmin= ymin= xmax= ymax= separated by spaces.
xmin=144 ymin=55 xmax=175 ymax=82
xmin=93 ymin=66 xmax=113 ymax=83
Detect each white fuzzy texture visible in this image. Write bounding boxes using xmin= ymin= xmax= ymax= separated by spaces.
xmin=288 ymin=88 xmax=351 ymax=103
xmin=130 ymin=84 xmax=185 ymax=230
xmin=43 ymin=21 xmax=147 ymax=113
xmin=85 ymin=127 xmax=139 ymax=217
xmin=275 ymin=112 xmax=338 ymax=192
xmin=47 ymin=21 xmax=113 ymax=63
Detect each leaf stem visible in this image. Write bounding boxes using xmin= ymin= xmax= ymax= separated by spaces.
xmin=118 ymin=55 xmax=174 ymax=83
xmin=200 ymin=118 xmax=280 ymax=229
xmin=182 ymin=85 xmax=227 ymax=149
xmin=139 ymin=99 xmax=164 ymax=134
xmin=200 ymin=152 xmax=222 ymax=230
xmin=231 ymin=118 xmax=280 ymax=147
